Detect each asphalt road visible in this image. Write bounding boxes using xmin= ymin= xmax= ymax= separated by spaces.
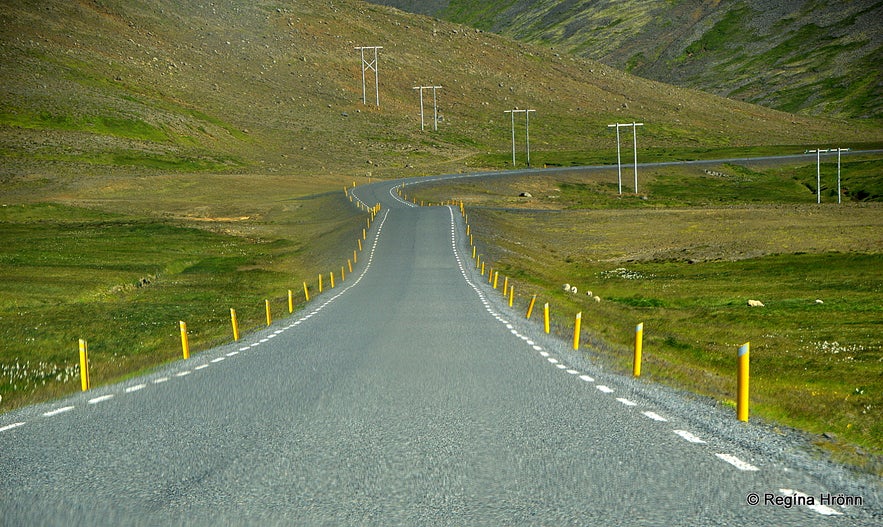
xmin=2 ymin=165 xmax=880 ymax=525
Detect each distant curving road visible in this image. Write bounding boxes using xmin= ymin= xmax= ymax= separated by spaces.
xmin=2 ymin=160 xmax=880 ymax=525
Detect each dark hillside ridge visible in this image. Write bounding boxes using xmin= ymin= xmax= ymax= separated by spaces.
xmin=370 ymin=0 xmax=883 ymax=120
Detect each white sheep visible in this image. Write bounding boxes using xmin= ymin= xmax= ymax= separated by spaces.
xmin=570 ymin=286 xmax=578 ymax=294
xmin=563 ymin=283 xmax=571 ymax=292
xmin=593 ymin=295 xmax=601 ymax=303
xmin=747 ymin=299 xmax=765 ymax=307
xmin=586 ymin=290 xmax=592 ymax=297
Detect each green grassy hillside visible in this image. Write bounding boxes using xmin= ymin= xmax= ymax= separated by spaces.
xmin=373 ymin=0 xmax=883 ymax=120
xmin=3 ymin=0 xmax=879 ymax=198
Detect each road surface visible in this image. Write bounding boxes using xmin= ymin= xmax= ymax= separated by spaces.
xmin=2 ymin=164 xmax=880 ymax=525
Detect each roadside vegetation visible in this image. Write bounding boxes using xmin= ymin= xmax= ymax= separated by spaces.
xmin=407 ymin=154 xmax=883 ymax=474
xmin=0 ymin=191 xmax=364 ymax=410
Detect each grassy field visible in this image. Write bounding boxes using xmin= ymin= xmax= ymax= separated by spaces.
xmin=0 ymin=189 xmax=366 ymax=410
xmin=406 ymin=154 xmax=883 ymax=474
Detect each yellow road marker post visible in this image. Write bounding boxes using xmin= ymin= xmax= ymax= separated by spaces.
xmin=738 ymin=342 xmax=750 ymax=422
xmin=231 ymin=309 xmax=240 ymax=341
xmin=78 ymin=339 xmax=91 ymax=391
xmin=303 ymin=282 xmax=310 ymax=302
xmin=265 ymin=300 xmax=272 ymax=326
xmin=573 ymin=312 xmax=582 ymax=350
xmin=526 ymin=295 xmax=537 ymax=319
xmin=179 ymin=321 xmax=190 ymax=359
xmin=634 ymin=323 xmax=644 ymax=377
xmin=543 ymin=303 xmax=550 ymax=334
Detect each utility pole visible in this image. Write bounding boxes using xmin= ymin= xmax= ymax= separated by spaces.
xmin=806 ymin=147 xmax=849 ymax=203
xmin=608 ymin=123 xmax=623 ymax=194
xmin=504 ymin=109 xmax=536 ymax=167
xmin=413 ymin=85 xmax=442 ymax=131
xmin=355 ymin=46 xmax=382 ymax=107
xmin=607 ymin=122 xmax=644 ymax=194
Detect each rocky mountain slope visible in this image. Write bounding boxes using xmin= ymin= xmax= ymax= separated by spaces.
xmin=1 ymin=0 xmax=879 ymax=193
xmin=371 ymin=0 xmax=883 ymax=120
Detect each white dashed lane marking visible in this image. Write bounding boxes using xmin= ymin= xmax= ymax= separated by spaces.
xmin=642 ymin=411 xmax=668 ymax=422
xmin=0 ymin=422 xmax=25 ymax=433
xmin=88 ymin=394 xmax=114 ymax=404
xmin=126 ymin=384 xmax=147 ymax=393
xmin=673 ymin=430 xmax=706 ymax=444
xmin=43 ymin=406 xmax=75 ymax=417
xmin=616 ymin=398 xmax=637 ymax=407
xmin=778 ymin=489 xmax=843 ymax=516
xmin=715 ymin=453 xmax=759 ymax=471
